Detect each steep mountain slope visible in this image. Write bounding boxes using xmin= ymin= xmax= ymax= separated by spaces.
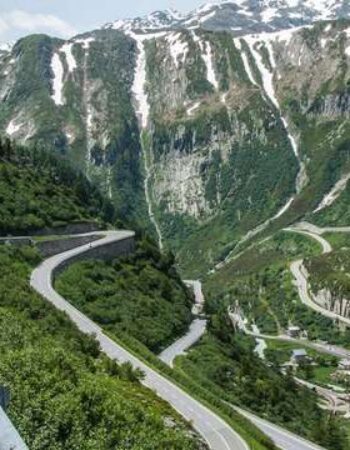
xmin=1 ymin=3 xmax=350 ymax=275
xmin=0 ymin=31 xmax=147 ymax=227
xmin=0 ymin=138 xmax=113 ymax=234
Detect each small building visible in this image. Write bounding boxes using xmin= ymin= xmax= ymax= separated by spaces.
xmin=338 ymin=359 xmax=350 ymax=371
xmin=292 ymin=348 xmax=308 ymax=364
xmin=287 ymin=326 xmax=301 ymax=338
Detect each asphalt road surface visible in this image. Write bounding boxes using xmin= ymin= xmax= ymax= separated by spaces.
xmin=233 ymin=407 xmax=325 ymax=450
xmin=159 ymin=280 xmax=207 ymax=367
xmin=30 ymin=230 xmax=248 ymax=450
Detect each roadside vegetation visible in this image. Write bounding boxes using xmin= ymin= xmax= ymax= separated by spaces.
xmin=0 ymin=247 xmax=205 ymax=449
xmin=56 ymin=238 xmax=194 ymax=353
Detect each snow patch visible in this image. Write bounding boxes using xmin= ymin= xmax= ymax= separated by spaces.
xmin=60 ymin=43 xmax=77 ymax=72
xmin=50 ymin=53 xmax=64 ymax=106
xmin=261 ymin=7 xmax=279 ymax=23
xmin=234 ymin=39 xmax=258 ymax=86
xmin=0 ymin=42 xmax=13 ymax=52
xmin=166 ymin=32 xmax=189 ymax=69
xmin=243 ymin=35 xmax=303 ymax=171
xmin=75 ymin=37 xmax=95 ymax=49
xmin=6 ymin=119 xmax=21 ymax=136
xmin=192 ymin=32 xmax=219 ymax=90
xmin=130 ymin=32 xmax=166 ymax=128
xmin=244 ymin=36 xmax=279 ymax=108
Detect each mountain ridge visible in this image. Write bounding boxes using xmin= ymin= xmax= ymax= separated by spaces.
xmin=103 ymin=0 xmax=350 ymax=35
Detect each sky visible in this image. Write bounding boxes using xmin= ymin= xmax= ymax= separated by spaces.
xmin=0 ymin=0 xmax=208 ymax=42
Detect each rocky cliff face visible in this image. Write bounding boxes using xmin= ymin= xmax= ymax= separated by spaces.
xmin=1 ymin=10 xmax=350 ymax=274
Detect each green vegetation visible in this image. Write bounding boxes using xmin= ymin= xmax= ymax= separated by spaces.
xmin=175 ymin=307 xmax=347 ymax=449
xmin=0 ymin=244 xmax=205 ymax=450
xmin=306 ymin=248 xmax=350 ymax=307
xmin=205 ymin=231 xmax=350 ymax=345
xmin=56 ymin=270 xmax=277 ymax=449
xmin=56 ymin=238 xmax=193 ymax=353
xmin=324 ymin=232 xmax=350 ymax=250
xmin=0 ymin=138 xmax=114 ymax=234
xmin=264 ymin=340 xmax=340 ymax=386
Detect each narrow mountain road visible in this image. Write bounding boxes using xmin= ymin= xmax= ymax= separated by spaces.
xmin=286 ymin=224 xmax=350 ymax=327
xmin=159 ymin=280 xmax=207 ymax=367
xmin=232 ymin=407 xmax=325 ymax=450
xmin=159 ymin=318 xmax=207 ymax=367
xmin=30 ymin=230 xmax=248 ymax=450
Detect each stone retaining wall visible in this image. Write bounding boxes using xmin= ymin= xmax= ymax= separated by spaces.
xmin=37 ymin=235 xmax=102 ymax=258
xmin=52 ymin=235 xmax=135 ymax=279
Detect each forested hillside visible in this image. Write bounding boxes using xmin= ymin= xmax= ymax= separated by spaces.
xmin=0 ymin=138 xmax=114 ymax=234
xmin=0 ymin=138 xmax=205 ymax=449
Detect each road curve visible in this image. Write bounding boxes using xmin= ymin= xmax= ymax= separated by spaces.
xmin=30 ymin=230 xmax=248 ymax=450
xmin=159 ymin=280 xmax=207 ymax=367
xmin=284 ymin=228 xmax=332 ymax=254
xmin=159 ymin=318 xmax=207 ymax=367
xmin=287 ymin=226 xmax=350 ymax=327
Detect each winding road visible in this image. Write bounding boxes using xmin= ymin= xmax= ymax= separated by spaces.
xmin=30 ymin=230 xmax=248 ymax=450
xmin=286 ymin=224 xmax=350 ymax=327
xmin=159 ymin=286 xmax=325 ymax=450
xmin=159 ymin=280 xmax=207 ymax=367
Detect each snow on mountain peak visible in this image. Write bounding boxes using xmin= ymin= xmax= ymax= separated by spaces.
xmin=103 ymin=0 xmax=350 ymax=35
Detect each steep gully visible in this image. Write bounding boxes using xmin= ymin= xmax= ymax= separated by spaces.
xmin=219 ymin=34 xmax=307 ymax=266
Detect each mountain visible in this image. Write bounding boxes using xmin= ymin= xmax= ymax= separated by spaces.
xmin=0 ymin=2 xmax=350 ymax=275
xmin=104 ymin=0 xmax=350 ymax=34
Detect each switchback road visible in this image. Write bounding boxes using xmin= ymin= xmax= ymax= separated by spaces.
xmin=30 ymin=230 xmax=248 ymax=450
